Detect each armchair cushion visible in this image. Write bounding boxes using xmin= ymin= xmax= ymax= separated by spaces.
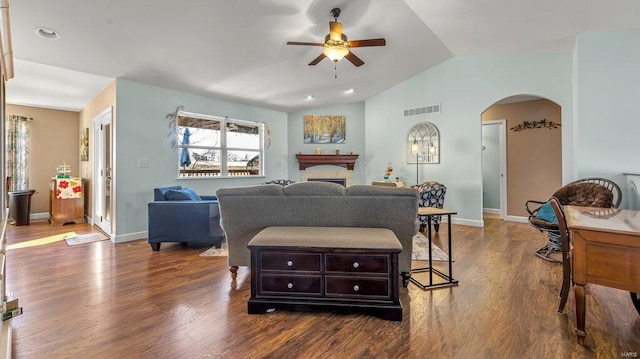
xmin=413 ymin=181 xmax=447 ymax=230
xmin=165 ymin=187 xmax=202 ymax=201
xmin=535 ymin=201 xmax=557 ymax=223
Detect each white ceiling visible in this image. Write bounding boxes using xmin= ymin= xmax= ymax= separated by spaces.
xmin=6 ymin=0 xmax=640 ymax=113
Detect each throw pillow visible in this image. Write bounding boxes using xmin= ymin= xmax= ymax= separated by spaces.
xmin=535 ymin=201 xmax=557 ymax=223
xmin=165 ymin=188 xmax=202 ymax=201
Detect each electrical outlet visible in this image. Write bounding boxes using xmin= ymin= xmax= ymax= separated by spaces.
xmin=138 ymin=159 xmax=149 ymax=168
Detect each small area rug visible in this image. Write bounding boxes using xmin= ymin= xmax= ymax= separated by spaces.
xmin=64 ymin=232 xmax=109 ymax=246
xmin=200 ymin=232 xmax=448 ymax=261
xmin=200 ymin=240 xmax=228 ymax=257
xmin=412 ymin=232 xmax=449 ymax=261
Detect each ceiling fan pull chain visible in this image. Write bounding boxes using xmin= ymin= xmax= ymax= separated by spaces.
xmin=334 ymin=63 xmax=338 ymax=79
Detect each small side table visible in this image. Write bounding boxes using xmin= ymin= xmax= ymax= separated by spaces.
xmin=410 ymin=207 xmax=458 ymax=290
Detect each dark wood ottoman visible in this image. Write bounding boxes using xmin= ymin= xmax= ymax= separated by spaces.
xmin=247 ymin=226 xmax=403 ymax=321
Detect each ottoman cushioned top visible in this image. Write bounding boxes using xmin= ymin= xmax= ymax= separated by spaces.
xmin=248 ymin=226 xmax=402 ymax=251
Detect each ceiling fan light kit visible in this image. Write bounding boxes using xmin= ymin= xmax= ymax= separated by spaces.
xmin=286 ymin=7 xmax=386 ymax=71
xmin=323 ymin=45 xmax=349 ymax=62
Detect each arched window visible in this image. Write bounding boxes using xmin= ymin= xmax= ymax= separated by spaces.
xmin=407 ymin=122 xmax=439 ymax=164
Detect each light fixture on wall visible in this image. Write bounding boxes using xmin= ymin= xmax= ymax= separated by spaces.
xmin=411 ymin=140 xmax=419 ymax=185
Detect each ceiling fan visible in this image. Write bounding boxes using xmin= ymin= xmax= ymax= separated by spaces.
xmin=287 ymin=7 xmax=386 ymax=67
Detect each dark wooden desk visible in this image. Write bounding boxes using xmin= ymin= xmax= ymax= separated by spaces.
xmin=565 ymin=205 xmax=640 ymax=345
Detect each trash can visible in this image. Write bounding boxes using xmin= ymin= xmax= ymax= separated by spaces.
xmin=8 ymin=190 xmax=36 ymax=226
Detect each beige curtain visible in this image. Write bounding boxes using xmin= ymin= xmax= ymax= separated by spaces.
xmin=5 ymin=115 xmax=31 ymax=191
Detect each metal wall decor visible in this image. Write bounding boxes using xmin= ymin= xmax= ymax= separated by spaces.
xmin=510 ymin=119 xmax=561 ymax=132
xmin=407 ymin=122 xmax=439 ymax=164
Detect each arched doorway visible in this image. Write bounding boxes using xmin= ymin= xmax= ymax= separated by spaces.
xmin=481 ymin=95 xmax=562 ymax=221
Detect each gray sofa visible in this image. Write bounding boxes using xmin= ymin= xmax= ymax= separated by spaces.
xmin=216 ymin=181 xmax=419 ymax=282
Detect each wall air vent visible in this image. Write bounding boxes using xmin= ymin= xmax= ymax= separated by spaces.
xmin=403 ymin=104 xmax=441 ymax=117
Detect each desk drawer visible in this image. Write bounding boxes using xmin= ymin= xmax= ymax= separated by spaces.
xmin=325 ymin=254 xmax=389 ymax=274
xmin=260 ymin=252 xmax=321 ymax=272
xmin=587 ymin=243 xmax=640 ymax=285
xmin=325 ymin=276 xmax=390 ymax=298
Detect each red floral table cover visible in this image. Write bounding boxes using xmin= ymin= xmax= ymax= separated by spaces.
xmin=51 ymin=177 xmax=83 ymax=199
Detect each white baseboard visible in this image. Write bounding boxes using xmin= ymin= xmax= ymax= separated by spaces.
xmin=483 ymin=208 xmax=501 ymax=214
xmin=113 ymin=230 xmax=147 ymax=244
xmin=439 ymin=216 xmax=483 ymax=228
xmin=30 ymin=212 xmax=49 ymax=220
xmin=505 ymin=215 xmax=529 ymax=223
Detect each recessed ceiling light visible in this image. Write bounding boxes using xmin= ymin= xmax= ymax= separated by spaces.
xmin=345 ymin=88 xmax=355 ymax=94
xmin=306 ymin=95 xmax=313 ymax=100
xmin=35 ymin=27 xmax=60 ymax=40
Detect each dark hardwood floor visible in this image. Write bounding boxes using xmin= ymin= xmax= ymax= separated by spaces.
xmin=5 ymin=217 xmax=639 ymax=358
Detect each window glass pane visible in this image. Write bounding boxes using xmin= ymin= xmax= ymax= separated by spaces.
xmin=228 ymin=151 xmax=259 ymax=176
xmin=178 ymin=148 xmax=221 ymax=177
xmin=178 ymin=116 xmax=221 ymax=147
xmin=226 ymin=122 xmax=259 ymax=149
xmin=175 ymin=112 xmax=262 ymax=177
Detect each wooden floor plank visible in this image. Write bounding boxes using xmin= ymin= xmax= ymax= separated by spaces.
xmin=5 ymin=217 xmax=640 ymax=358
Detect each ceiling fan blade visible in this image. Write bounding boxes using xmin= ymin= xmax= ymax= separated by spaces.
xmin=344 ymin=52 xmax=364 ymax=67
xmin=287 ymin=41 xmax=325 ymax=46
xmin=308 ymin=53 xmax=327 ymax=66
xmin=348 ymin=38 xmax=386 ymax=48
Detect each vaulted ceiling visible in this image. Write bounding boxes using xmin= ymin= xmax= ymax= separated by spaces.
xmin=7 ymin=0 xmax=640 ymax=112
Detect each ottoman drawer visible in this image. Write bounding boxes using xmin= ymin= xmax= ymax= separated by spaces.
xmin=259 ymin=274 xmax=322 ymax=296
xmin=325 ymin=276 xmax=391 ymax=298
xmin=260 ymin=252 xmax=321 ymax=272
xmin=326 ymin=254 xmax=389 ymax=273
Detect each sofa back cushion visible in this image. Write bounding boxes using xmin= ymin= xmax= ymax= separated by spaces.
xmin=154 ymin=185 xmax=183 ymax=201
xmin=164 ymin=187 xmax=202 ymax=201
xmin=283 ymin=181 xmax=346 ymax=196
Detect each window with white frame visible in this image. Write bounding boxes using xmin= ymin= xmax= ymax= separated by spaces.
xmin=407 ymin=122 xmax=440 ymax=164
xmin=177 ymin=111 xmax=264 ymax=177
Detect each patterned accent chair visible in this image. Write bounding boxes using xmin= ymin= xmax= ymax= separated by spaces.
xmin=263 ymin=179 xmax=295 ymax=186
xmin=413 ymin=181 xmax=447 ymax=232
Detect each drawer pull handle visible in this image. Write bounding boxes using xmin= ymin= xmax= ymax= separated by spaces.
xmin=353 ymin=262 xmax=359 ymax=269
xmin=287 ymin=260 xmax=293 ymax=267
xmin=353 ymin=284 xmax=360 ymax=292
xmin=287 ymin=282 xmax=294 ymax=289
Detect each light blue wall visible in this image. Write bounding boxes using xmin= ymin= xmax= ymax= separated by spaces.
xmin=287 ymin=102 xmax=366 ymax=184
xmin=574 ymin=30 xmax=640 ymax=208
xmin=114 ymin=80 xmax=288 ymax=240
xmin=111 ymin=30 xmax=640 ymax=238
xmin=365 ymin=54 xmax=573 ymax=226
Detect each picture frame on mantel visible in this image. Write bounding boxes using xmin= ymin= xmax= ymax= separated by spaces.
xmin=80 ymin=128 xmax=89 ymax=161
xmin=303 ymin=115 xmax=346 ymax=144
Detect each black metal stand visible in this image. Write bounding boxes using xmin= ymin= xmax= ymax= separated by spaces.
xmin=409 ymin=211 xmax=459 ymax=290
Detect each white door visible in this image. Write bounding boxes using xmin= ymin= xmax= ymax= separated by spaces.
xmin=93 ymin=107 xmax=113 ymax=236
xmin=481 ymin=120 xmax=507 ymax=219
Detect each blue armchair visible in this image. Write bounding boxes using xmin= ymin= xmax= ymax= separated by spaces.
xmin=147 ymin=186 xmax=225 ymax=251
xmin=414 ymin=181 xmax=447 ymax=232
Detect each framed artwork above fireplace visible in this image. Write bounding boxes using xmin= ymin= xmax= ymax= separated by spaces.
xmin=303 ymin=115 xmax=345 ymax=144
